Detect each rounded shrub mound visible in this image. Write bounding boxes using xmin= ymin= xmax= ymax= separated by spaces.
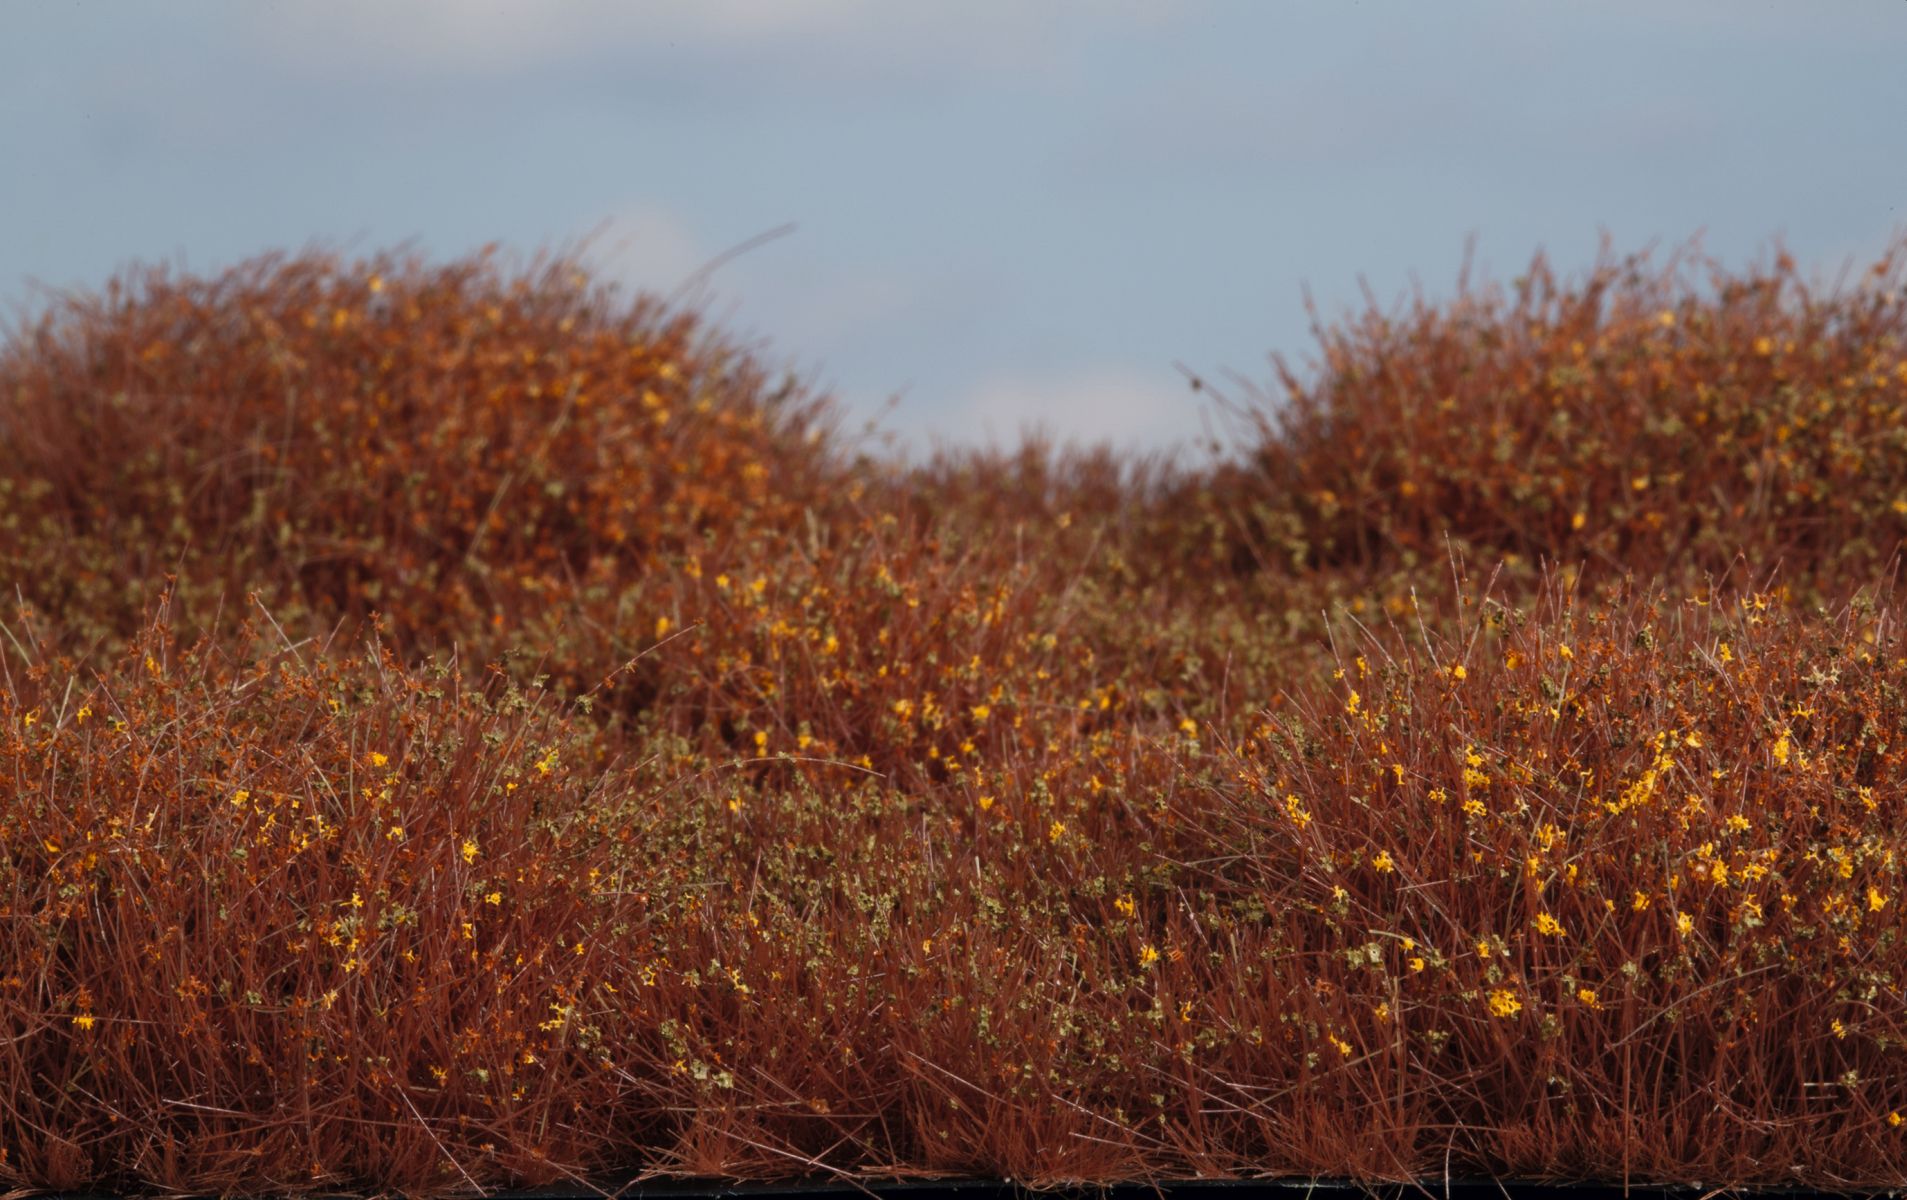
xmin=1194 ymin=235 xmax=1907 ymax=593
xmin=0 ymin=246 xmax=845 ymax=671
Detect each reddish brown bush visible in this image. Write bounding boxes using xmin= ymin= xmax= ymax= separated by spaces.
xmin=0 ymin=602 xmax=721 ymax=1195
xmin=1186 ymin=571 xmax=1907 ymax=1185
xmin=1191 ymin=235 xmax=1907 ymax=591
xmin=0 ymin=246 xmax=844 ymax=669
xmin=14 ymin=578 xmax=1907 ymax=1194
xmin=8 ymin=236 xmax=1907 ymax=1196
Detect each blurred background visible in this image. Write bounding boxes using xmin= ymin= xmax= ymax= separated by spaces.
xmin=4 ymin=0 xmax=1904 ymax=457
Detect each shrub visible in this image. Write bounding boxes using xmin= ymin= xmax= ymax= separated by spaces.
xmin=1193 ymin=235 xmax=1907 ymax=594
xmin=9 ymin=235 xmax=1907 ymax=1195
xmin=1196 ymin=572 xmax=1907 ymax=1183
xmin=0 ymin=246 xmax=844 ymax=670
xmin=0 ymin=602 xmax=704 ymax=1196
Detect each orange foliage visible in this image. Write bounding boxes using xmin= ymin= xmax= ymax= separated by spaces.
xmin=5 ymin=237 xmax=1907 ymax=1195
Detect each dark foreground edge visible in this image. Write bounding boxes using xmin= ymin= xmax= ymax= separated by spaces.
xmin=31 ymin=1176 xmax=1907 ymax=1200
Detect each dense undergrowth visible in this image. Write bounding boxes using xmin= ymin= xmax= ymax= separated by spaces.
xmin=4 ymin=235 xmax=1907 ymax=1196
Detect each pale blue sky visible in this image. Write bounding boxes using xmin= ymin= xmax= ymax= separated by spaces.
xmin=5 ymin=2 xmax=1905 ymax=455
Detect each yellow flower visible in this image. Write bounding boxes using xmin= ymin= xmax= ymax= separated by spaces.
xmin=1345 ymin=690 xmax=1362 ymax=716
xmin=971 ymin=704 xmax=991 ymax=722
xmin=1138 ymin=944 xmax=1160 ymax=968
xmin=1486 ymin=988 xmax=1521 ymax=1018
xmin=72 ymin=1013 xmax=96 ymax=1031
xmin=1408 ymin=956 xmax=1426 ymax=972
xmin=1576 ymin=987 xmax=1598 ymax=1008
xmin=1632 ymin=891 xmax=1651 ymax=911
xmin=1329 ymin=1034 xmax=1353 ymax=1056
xmin=1569 ymin=512 xmax=1586 ymax=532
xmin=1870 ymin=887 xmax=1889 ymax=912
xmin=1475 ymin=940 xmax=1491 ymax=959
xmin=1178 ymin=716 xmax=1198 ymax=737
xmin=977 ymin=794 xmax=995 ymax=812
xmin=370 ymin=752 xmax=389 ymax=768
xmin=1284 ymin=794 xmax=1313 ymax=829
xmin=461 ymin=838 xmax=479 ymax=864
xmin=1048 ymin=820 xmax=1066 ymax=843
xmin=1450 ymin=663 xmax=1467 ymax=681
xmin=486 ymin=891 xmax=502 ymax=905
xmin=1832 ymin=1018 xmax=1848 ymax=1039
xmin=1772 ymin=731 xmax=1791 ymax=766
xmin=1676 ymin=912 xmax=1694 ymax=935
xmin=1533 ymin=912 xmax=1565 ymax=937
xmin=1114 ymin=893 xmax=1136 ymax=918
xmin=655 ymin=615 xmax=673 ymax=639
xmin=1891 ymin=1111 xmax=1904 ymax=1128
xmin=231 ymin=789 xmax=251 ymax=808
xmin=1372 ymin=850 xmax=1396 ymax=874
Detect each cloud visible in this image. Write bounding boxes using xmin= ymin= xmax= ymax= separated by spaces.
xmin=239 ymin=0 xmax=1186 ymax=82
xmin=947 ymin=365 xmax=1207 ymax=452
xmin=242 ymin=0 xmax=875 ymax=74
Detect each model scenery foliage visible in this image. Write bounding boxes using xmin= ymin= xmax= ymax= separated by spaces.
xmin=4 ymin=236 xmax=1907 ymax=1196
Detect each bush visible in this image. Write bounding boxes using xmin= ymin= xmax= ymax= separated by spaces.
xmin=1191 ymin=236 xmax=1907 ymax=593
xmin=0 ymin=246 xmax=844 ymax=672
xmin=8 ymin=236 xmax=1907 ymax=1195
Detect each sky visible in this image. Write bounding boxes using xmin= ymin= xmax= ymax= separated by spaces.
xmin=4 ymin=1 xmax=1905 ymax=458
